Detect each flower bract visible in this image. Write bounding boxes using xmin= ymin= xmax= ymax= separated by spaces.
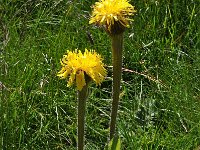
xmin=57 ymin=49 xmax=107 ymax=91
xmin=89 ymin=0 xmax=136 ymax=32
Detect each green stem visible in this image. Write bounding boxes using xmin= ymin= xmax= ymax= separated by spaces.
xmin=110 ymin=33 xmax=123 ymax=140
xmin=77 ymin=84 xmax=89 ymax=150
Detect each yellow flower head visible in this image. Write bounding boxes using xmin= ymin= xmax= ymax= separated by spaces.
xmin=57 ymin=49 xmax=107 ymax=91
xmin=89 ymin=0 xmax=136 ymax=34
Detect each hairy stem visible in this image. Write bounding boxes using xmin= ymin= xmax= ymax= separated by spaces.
xmin=77 ymin=84 xmax=89 ymax=150
xmin=110 ymin=33 xmax=123 ymax=140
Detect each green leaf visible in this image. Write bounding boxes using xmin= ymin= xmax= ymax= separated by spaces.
xmin=105 ymin=135 xmax=121 ymax=150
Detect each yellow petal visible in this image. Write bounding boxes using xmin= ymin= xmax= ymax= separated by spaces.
xmin=76 ymin=71 xmax=86 ymax=91
xmin=67 ymin=71 xmax=76 ymax=87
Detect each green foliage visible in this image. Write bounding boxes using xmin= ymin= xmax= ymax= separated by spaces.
xmin=1 ymin=0 xmax=200 ymax=149
xmin=105 ymin=136 xmax=121 ymax=150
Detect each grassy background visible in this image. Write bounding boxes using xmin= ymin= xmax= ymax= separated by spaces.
xmin=1 ymin=0 xmax=200 ymax=149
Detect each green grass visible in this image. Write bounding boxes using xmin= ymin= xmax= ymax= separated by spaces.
xmin=1 ymin=0 xmax=200 ymax=149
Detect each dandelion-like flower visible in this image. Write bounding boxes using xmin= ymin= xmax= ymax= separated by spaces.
xmin=89 ymin=0 xmax=136 ymax=34
xmin=57 ymin=49 xmax=107 ymax=91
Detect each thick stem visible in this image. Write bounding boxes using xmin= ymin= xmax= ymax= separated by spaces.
xmin=77 ymin=84 xmax=89 ymax=150
xmin=110 ymin=33 xmax=123 ymax=140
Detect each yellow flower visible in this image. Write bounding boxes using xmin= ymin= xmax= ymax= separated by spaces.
xmin=89 ymin=0 xmax=136 ymax=32
xmin=57 ymin=49 xmax=107 ymax=91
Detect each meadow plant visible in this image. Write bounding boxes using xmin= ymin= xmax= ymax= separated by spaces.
xmin=57 ymin=49 xmax=107 ymax=150
xmin=89 ymin=0 xmax=136 ymax=140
